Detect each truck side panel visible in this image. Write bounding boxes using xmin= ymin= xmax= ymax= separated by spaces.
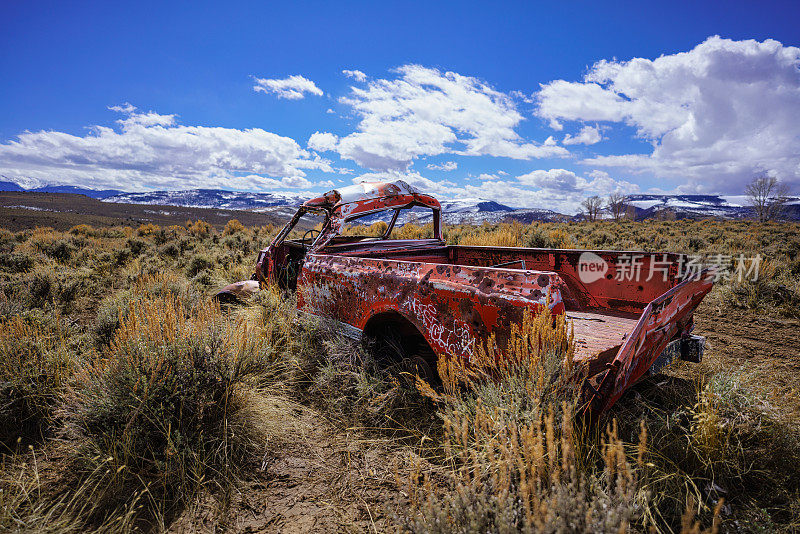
xmin=297 ymin=254 xmax=566 ymax=360
xmin=450 ymin=246 xmax=682 ymax=313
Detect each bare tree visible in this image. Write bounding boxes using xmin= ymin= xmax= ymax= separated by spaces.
xmin=746 ymin=175 xmax=790 ymax=222
xmin=581 ymin=195 xmax=603 ymax=221
xmin=607 ymin=193 xmax=628 ymax=221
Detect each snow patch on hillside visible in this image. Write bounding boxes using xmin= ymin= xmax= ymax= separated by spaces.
xmin=100 ymin=189 xmax=800 ymax=222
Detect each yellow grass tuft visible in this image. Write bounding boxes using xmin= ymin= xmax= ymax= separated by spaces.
xmin=223 ymin=218 xmax=246 ymax=235
xmin=186 ymin=219 xmax=212 ymax=237
xmin=135 ymin=223 xmax=160 ymax=236
xmin=436 ymin=302 xmax=575 ymax=398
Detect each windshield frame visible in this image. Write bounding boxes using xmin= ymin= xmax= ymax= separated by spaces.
xmin=270 ymin=205 xmax=331 ymax=249
xmin=272 ymin=198 xmax=443 ymax=253
xmin=324 ymin=200 xmax=442 ymax=247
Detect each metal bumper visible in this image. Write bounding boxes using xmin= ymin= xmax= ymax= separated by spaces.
xmin=649 ymin=334 xmax=705 ymax=375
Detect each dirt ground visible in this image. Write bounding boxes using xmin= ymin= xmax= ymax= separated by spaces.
xmin=694 ymin=300 xmax=800 ymax=420
xmin=168 ymin=301 xmax=800 ymax=533
xmin=169 ymin=411 xmax=409 ymax=533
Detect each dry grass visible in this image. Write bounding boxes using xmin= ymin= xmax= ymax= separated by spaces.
xmin=0 ymin=315 xmax=72 ymax=446
xmin=406 ymin=304 xmax=725 ymax=533
xmin=0 ymin=219 xmax=797 ymax=532
xmin=435 ymin=303 xmax=576 ymax=398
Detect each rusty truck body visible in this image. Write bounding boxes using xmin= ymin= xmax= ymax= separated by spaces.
xmin=220 ymin=180 xmax=713 ymax=415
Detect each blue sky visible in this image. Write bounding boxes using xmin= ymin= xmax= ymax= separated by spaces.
xmin=1 ymin=1 xmax=799 ymax=213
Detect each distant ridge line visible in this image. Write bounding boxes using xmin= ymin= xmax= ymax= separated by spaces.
xmin=1 ymin=182 xmax=798 ymax=221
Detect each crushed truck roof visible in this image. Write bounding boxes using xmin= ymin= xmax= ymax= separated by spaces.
xmin=303 ymin=180 xmax=440 ymax=220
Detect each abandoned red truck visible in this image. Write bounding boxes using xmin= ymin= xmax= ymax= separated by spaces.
xmin=219 ymin=180 xmax=713 ymax=416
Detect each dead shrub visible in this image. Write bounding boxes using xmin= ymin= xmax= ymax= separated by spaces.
xmin=0 ymin=251 xmax=34 ymax=273
xmin=722 ymin=258 xmax=800 ymax=317
xmin=93 ymin=272 xmax=198 ymax=346
xmin=186 ymin=253 xmax=214 ymax=278
xmin=0 ymin=229 xmax=16 ymax=253
xmin=34 ymin=236 xmax=76 ymax=263
xmin=68 ymin=224 xmax=98 ymax=237
xmin=135 ymin=223 xmax=160 ymax=237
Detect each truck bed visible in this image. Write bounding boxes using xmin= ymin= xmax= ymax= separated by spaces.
xmin=567 ymin=309 xmax=639 ymax=362
xmin=335 ymin=242 xmax=682 ymax=314
xmin=331 ymin=242 xmax=681 ymax=363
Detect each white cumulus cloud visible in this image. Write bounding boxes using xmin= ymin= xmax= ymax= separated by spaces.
xmin=253 ymin=74 xmax=324 ymax=100
xmin=516 ymin=168 xmax=638 ymax=195
xmin=108 ymin=102 xmax=137 ymax=114
xmin=516 ymin=168 xmax=580 ymax=191
xmin=427 ymin=160 xmax=458 ymax=171
xmin=342 ymin=69 xmax=367 ymax=82
xmin=537 ymin=36 xmax=800 ymax=193
xmin=312 ymin=65 xmax=568 ymax=171
xmin=0 ymin=105 xmax=333 ymax=191
xmin=562 ymin=125 xmax=603 ymax=145
xmin=308 ymin=131 xmax=339 ymax=152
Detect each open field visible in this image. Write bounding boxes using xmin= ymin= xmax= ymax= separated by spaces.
xmin=0 ymin=192 xmax=293 ymax=231
xmin=1 ymin=218 xmax=799 ymax=533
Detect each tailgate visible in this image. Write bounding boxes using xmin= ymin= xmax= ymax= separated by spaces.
xmin=585 ymin=271 xmax=714 ymax=415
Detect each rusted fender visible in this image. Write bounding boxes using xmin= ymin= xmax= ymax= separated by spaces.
xmin=215 ymin=280 xmax=260 ymax=302
xmin=586 ymin=272 xmax=714 ymax=415
xmin=297 ymin=254 xmax=566 ymax=361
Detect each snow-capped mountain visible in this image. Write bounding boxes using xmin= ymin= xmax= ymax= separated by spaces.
xmin=101 ymin=189 xmax=567 ymax=223
xmin=438 ymin=199 xmax=566 ymax=224
xmin=0 ymin=178 xmax=123 ymax=199
xmin=626 ymin=194 xmax=800 ymax=220
xmin=7 ymin=181 xmax=797 ymax=222
xmin=626 ymin=194 xmax=750 ymax=218
xmin=103 ymin=189 xmax=307 ymax=210
xmin=352 ymin=198 xmax=567 ymax=226
xmin=103 ymin=190 xmax=800 ymax=222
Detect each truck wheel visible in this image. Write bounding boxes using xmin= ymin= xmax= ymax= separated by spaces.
xmin=364 ymin=327 xmax=439 ymax=386
xmin=400 ymin=354 xmax=436 ymax=385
